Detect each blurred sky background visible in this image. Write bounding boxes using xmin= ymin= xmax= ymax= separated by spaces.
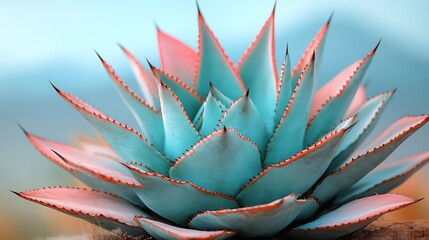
xmin=1 ymin=0 xmax=429 ymax=239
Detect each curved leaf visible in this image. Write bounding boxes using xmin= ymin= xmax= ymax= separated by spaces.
xmin=135 ymin=217 xmax=235 ymax=240
xmin=274 ymin=47 xmax=292 ymax=127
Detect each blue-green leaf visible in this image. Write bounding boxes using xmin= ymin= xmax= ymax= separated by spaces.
xmin=53 ymin=85 xmax=171 ymax=176
xmin=159 ymin=83 xmax=201 ymax=161
xmin=237 ymin=10 xmax=277 ymax=131
xmin=219 ymin=92 xmax=270 ymax=157
xmin=170 ymin=128 xmax=262 ymax=196
xmin=274 ymin=47 xmax=292 ymax=127
xmin=305 ymin=44 xmax=379 ymax=146
xmin=195 ymin=10 xmax=246 ymax=99
xmin=97 ymin=54 xmax=164 ymax=150
xmin=264 ymin=55 xmax=315 ymax=166
xmin=200 ymin=91 xmax=225 ymax=136
xmin=125 ymin=163 xmax=239 ymax=225
xmin=236 ymin=118 xmax=352 ymax=207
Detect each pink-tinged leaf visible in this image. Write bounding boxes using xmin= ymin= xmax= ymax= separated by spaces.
xmin=52 ymin=84 xmax=171 ymax=176
xmin=135 ymin=217 xmax=235 ymax=240
xmin=327 ymin=90 xmax=394 ymax=172
xmin=264 ymin=54 xmax=315 ymax=166
xmin=119 ymin=44 xmax=160 ymax=109
xmin=170 ymin=128 xmax=262 ymax=196
xmin=236 ymin=118 xmax=352 ymax=207
xmin=97 ymin=53 xmax=164 ymax=150
xmin=195 ymin=9 xmax=246 ymax=99
xmin=190 ymin=194 xmax=312 ymax=237
xmin=22 ymin=130 xmax=144 ymax=206
xmin=158 ymin=83 xmax=201 ymax=161
xmin=310 ymin=115 xmax=429 ymax=204
xmin=157 ymin=29 xmax=198 ymax=89
xmin=287 ymin=194 xmax=420 ymax=240
xmin=345 ymin=85 xmax=367 ymax=117
xmin=305 ymin=44 xmax=379 ymax=146
xmin=335 ymin=151 xmax=429 ymax=204
xmin=274 ymin=47 xmax=292 ymax=127
xmin=14 ymin=187 xmax=149 ymax=235
xmin=151 ymin=65 xmax=203 ymax=117
xmin=291 ymin=16 xmax=331 ymax=83
xmin=236 ymin=9 xmax=277 ymax=131
xmin=125 ymin=163 xmax=239 ymax=225
xmin=74 ymin=136 xmax=119 ymax=161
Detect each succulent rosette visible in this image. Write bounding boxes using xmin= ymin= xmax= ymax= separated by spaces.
xmin=14 ymin=6 xmax=429 ymax=240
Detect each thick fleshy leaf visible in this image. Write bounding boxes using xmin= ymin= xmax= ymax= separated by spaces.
xmin=208 ymin=83 xmax=233 ymax=107
xmin=23 ymin=130 xmax=144 ymax=207
xmin=345 ymin=85 xmax=367 ymax=117
xmin=74 ymin=136 xmax=119 ymax=160
xmin=190 ymin=194 xmax=310 ymax=237
xmin=97 ymin=54 xmax=164 ymax=150
xmin=157 ymin=29 xmax=197 ymax=88
xmin=305 ymin=44 xmax=379 ymax=146
xmin=291 ymin=17 xmax=330 ymax=85
xmin=199 ymin=92 xmax=224 ymax=136
xmin=264 ymin=55 xmax=315 ymax=166
xmin=158 ymin=83 xmax=201 ymax=160
xmin=135 ymin=217 xmax=235 ymax=240
xmin=335 ymin=151 xmax=429 ymax=204
xmin=152 ymin=66 xmax=203 ymax=117
xmin=119 ymin=44 xmax=160 ymax=109
xmin=219 ymin=93 xmax=270 ymax=157
xmin=53 ymin=85 xmax=171 ymax=176
xmin=237 ymin=10 xmax=277 ymax=131
xmin=170 ymin=128 xmax=261 ymax=196
xmin=287 ymin=194 xmax=419 ymax=240
xmin=125 ymin=164 xmax=239 ymax=225
xmin=311 ymin=115 xmax=429 ymax=203
xmin=326 ymin=90 xmax=394 ymax=172
xmin=274 ymin=47 xmax=292 ymax=127
xmin=195 ymin=10 xmax=246 ymax=99
xmin=236 ymin=118 xmax=351 ymax=207
xmin=14 ymin=187 xmax=149 ymax=235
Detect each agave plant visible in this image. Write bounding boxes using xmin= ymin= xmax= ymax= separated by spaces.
xmin=14 ymin=5 xmax=429 ymax=240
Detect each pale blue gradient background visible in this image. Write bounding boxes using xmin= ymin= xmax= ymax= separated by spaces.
xmin=0 ymin=0 xmax=428 ymax=238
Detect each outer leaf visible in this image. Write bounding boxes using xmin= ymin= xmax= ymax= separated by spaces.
xmin=274 ymin=47 xmax=292 ymax=127
xmin=219 ymin=92 xmax=270 ymax=157
xmin=326 ymin=90 xmax=394 ymax=172
xmin=190 ymin=194 xmax=310 ymax=237
xmin=23 ymin=130 xmax=144 ymax=207
xmin=125 ymin=164 xmax=239 ymax=225
xmin=152 ymin=65 xmax=203 ymax=117
xmin=195 ymin=9 xmax=246 ymax=99
xmin=119 ymin=44 xmax=160 ymax=109
xmin=305 ymin=44 xmax=379 ymax=146
xmin=264 ymin=54 xmax=315 ymax=166
xmin=14 ymin=187 xmax=149 ymax=235
xmin=135 ymin=217 xmax=235 ymax=240
xmin=287 ymin=194 xmax=419 ymax=240
xmin=97 ymin=54 xmax=164 ymax=150
xmin=291 ymin=17 xmax=330 ymax=85
xmin=237 ymin=9 xmax=277 ymax=131
xmin=157 ymin=29 xmax=197 ymax=88
xmin=311 ymin=115 xmax=429 ymax=204
xmin=158 ymin=83 xmax=201 ymax=160
xmin=170 ymin=128 xmax=262 ymax=196
xmin=334 ymin=151 xmax=429 ymax=204
xmin=236 ymin=118 xmax=352 ymax=207
xmin=52 ymin=84 xmax=171 ymax=176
